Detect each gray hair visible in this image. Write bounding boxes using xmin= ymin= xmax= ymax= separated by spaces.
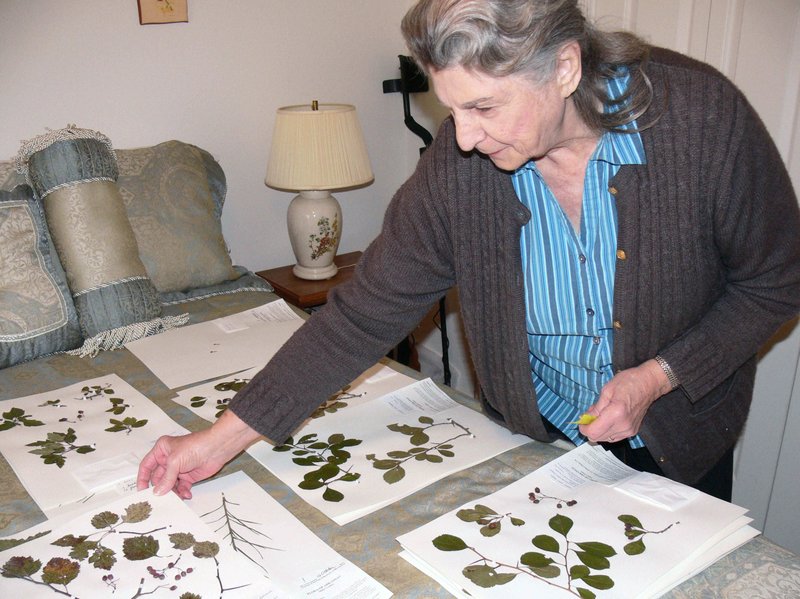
xmin=401 ymin=0 xmax=655 ymax=132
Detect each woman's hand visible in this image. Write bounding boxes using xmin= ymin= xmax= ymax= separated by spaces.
xmin=137 ymin=409 xmax=262 ymax=499
xmin=579 ymin=359 xmax=673 ymax=443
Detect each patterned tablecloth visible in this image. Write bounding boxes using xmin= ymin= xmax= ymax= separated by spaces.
xmin=1 ymin=291 xmax=798 ymax=598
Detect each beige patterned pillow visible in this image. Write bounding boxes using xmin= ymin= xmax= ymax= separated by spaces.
xmin=0 ymin=184 xmax=82 ymax=366
xmin=116 ymin=141 xmax=239 ymax=293
xmin=0 ymin=160 xmax=25 ymax=191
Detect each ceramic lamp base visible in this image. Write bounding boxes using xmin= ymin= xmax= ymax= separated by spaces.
xmin=287 ymin=190 xmax=342 ymax=280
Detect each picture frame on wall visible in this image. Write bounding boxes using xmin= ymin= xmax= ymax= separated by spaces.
xmin=138 ymin=0 xmax=188 ymax=25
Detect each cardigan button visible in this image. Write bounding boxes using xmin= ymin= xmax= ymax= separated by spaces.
xmin=613 ymin=320 xmax=623 ymax=330
xmin=608 ymin=186 xmax=618 ymax=196
xmin=616 ymin=249 xmax=627 ymax=260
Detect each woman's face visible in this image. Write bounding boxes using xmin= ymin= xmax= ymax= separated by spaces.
xmin=429 ymin=49 xmax=586 ymax=171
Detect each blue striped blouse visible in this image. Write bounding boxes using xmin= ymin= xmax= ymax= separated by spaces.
xmin=512 ymin=72 xmax=646 ymax=448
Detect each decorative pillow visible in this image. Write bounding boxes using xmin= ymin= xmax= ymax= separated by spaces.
xmin=0 ymin=160 xmax=25 ymax=191
xmin=115 ymin=141 xmax=239 ymax=294
xmin=17 ymin=126 xmax=188 ymax=356
xmin=0 ymin=184 xmax=82 ymax=367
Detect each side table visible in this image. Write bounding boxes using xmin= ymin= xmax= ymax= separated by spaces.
xmin=255 ymin=251 xmax=362 ymax=311
xmin=256 ymin=250 xmax=419 ymax=369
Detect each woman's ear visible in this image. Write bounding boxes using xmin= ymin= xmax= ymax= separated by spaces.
xmin=555 ymin=40 xmax=583 ymax=98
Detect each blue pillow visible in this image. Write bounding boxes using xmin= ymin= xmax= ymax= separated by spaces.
xmin=0 ymin=184 xmax=82 ymax=367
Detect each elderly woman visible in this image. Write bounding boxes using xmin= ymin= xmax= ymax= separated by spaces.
xmin=139 ymin=0 xmax=800 ymax=502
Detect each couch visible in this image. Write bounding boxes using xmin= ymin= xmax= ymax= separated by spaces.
xmin=0 ymin=128 xmax=273 ymax=368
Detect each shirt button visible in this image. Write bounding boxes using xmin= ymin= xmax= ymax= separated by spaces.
xmin=578 ymin=254 xmax=587 ymax=263
xmin=613 ymin=320 xmax=622 ymax=330
xmin=616 ymin=249 xmax=627 ymax=260
xmin=592 ymin=336 xmax=601 ymax=345
xmin=608 ymin=186 xmax=618 ymax=196
xmin=586 ymin=308 xmax=595 ymax=317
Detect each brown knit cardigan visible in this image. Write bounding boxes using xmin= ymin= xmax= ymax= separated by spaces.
xmin=231 ymin=48 xmax=800 ymax=484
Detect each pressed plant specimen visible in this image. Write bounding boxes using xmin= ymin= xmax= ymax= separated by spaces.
xmin=273 ymin=432 xmax=363 ymax=502
xmin=1 ymin=500 xmax=253 ymax=597
xmin=201 ymin=492 xmax=280 ymax=576
xmin=26 ymin=427 xmax=96 ymax=468
xmin=432 ymin=513 xmax=617 ymax=598
xmin=310 ymin=384 xmax=364 ymax=419
xmin=366 ymin=416 xmax=473 ymax=484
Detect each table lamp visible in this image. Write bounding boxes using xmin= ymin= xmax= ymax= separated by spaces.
xmin=266 ymin=101 xmax=373 ymax=280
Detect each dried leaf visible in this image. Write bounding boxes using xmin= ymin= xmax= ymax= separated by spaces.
xmin=0 ymin=531 xmax=50 ymax=553
xmin=581 ymin=574 xmax=615 ymax=590
xmin=480 ymin=523 xmax=501 ymax=537
xmin=170 ymin=532 xmax=197 ymax=550
xmin=577 ymin=587 xmax=598 ymax=599
xmin=618 ymin=514 xmax=643 ymax=528
xmin=51 ymin=534 xmax=87 ymax=548
xmin=90 ymin=511 xmax=120 ymax=529
xmin=463 ymin=564 xmax=517 ymax=588
xmin=624 ymin=539 xmax=646 ymax=555
xmin=322 ymin=487 xmax=344 ymax=502
xmin=576 ymin=550 xmax=610 ymax=570
xmin=122 ymin=535 xmax=159 ymax=560
xmin=123 ymin=501 xmax=152 ymax=523
xmin=520 ymin=551 xmax=554 ymax=569
xmin=576 ymin=541 xmax=617 ymax=558
xmin=41 ymin=557 xmax=80 ymax=585
xmin=382 ymin=466 xmax=405 ymax=484
xmin=192 ymin=540 xmax=220 ymax=559
xmin=88 ymin=546 xmax=116 ymax=570
xmin=432 ymin=534 xmax=468 ymax=552
xmin=532 ymin=534 xmax=560 ymax=553
xmin=549 ymin=514 xmax=574 ymax=536
xmin=1 ymin=555 xmax=42 ymax=578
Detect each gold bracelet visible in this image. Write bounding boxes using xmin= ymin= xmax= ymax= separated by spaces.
xmin=654 ymin=355 xmax=679 ymax=390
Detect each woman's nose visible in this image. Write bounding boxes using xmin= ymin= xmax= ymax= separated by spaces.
xmin=453 ymin=113 xmax=484 ymax=152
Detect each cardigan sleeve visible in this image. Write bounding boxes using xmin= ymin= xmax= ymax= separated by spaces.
xmin=228 ymin=126 xmax=458 ymax=443
xmin=657 ymin=93 xmax=800 ymax=401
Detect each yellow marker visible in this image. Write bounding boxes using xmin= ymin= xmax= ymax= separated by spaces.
xmin=571 ymin=413 xmax=597 ymax=425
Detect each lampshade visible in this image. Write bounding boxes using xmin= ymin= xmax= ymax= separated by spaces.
xmin=266 ymin=102 xmax=373 ymax=191
xmin=265 ymin=102 xmax=373 ymax=281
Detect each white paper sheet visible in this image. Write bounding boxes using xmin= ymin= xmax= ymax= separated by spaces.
xmin=125 ymin=299 xmax=304 ymax=389
xmin=0 ymin=375 xmax=188 ymax=516
xmin=397 ymin=444 xmax=756 ymax=599
xmin=248 ymin=378 xmax=531 ymax=525
xmin=173 ymin=362 xmax=419 ymax=425
xmin=0 ymin=489 xmax=274 ymax=598
xmin=187 ymin=471 xmax=392 ymax=598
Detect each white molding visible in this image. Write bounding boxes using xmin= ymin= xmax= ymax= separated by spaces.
xmin=686 ymin=0 xmax=714 ymax=60
xmin=705 ymin=0 xmax=745 ymax=77
xmin=622 ymin=0 xmax=638 ymax=30
xmin=776 ymin=8 xmax=800 ymax=164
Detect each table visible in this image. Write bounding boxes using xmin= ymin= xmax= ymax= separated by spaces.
xmin=255 ymin=251 xmax=362 ymax=310
xmin=1 ymin=290 xmax=798 ymax=597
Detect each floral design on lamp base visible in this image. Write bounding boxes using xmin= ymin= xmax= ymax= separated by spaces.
xmin=309 ymin=214 xmax=339 ymax=260
xmin=288 ymin=190 xmax=342 ymax=280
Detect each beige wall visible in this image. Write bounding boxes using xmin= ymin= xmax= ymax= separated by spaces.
xmin=0 ymin=0 xmax=419 ymax=271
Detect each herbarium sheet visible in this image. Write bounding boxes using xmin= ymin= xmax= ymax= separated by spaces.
xmin=125 ymin=299 xmax=304 ymax=389
xmin=247 ymin=378 xmax=532 ymax=525
xmin=187 ymin=471 xmax=392 ymax=598
xmin=397 ymin=443 xmax=757 ymax=599
xmin=0 ymin=487 xmax=274 ymax=597
xmin=0 ymin=374 xmax=188 ymax=517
